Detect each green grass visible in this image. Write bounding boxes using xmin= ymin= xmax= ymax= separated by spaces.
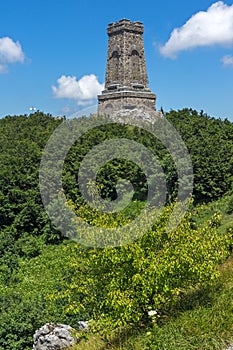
xmin=144 ymin=257 xmax=233 ymax=350
xmin=191 ymin=193 xmax=233 ymax=233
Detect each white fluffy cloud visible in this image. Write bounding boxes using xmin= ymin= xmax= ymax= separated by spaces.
xmin=160 ymin=1 xmax=233 ymax=58
xmin=0 ymin=37 xmax=25 ymax=72
xmin=221 ymin=54 xmax=233 ymax=66
xmin=52 ymin=74 xmax=104 ymax=106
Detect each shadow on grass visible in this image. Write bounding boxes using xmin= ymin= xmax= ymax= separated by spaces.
xmin=158 ymin=282 xmax=222 ymax=326
xmin=96 ymin=324 xmax=145 ymax=350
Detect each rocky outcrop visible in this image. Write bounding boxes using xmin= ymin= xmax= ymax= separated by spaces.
xmin=32 ymin=322 xmax=88 ymax=350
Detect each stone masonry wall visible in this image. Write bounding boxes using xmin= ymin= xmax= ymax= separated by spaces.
xmin=105 ymin=19 xmax=148 ymax=89
xmin=98 ymin=19 xmax=158 ymax=118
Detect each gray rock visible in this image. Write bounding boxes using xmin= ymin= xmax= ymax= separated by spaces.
xmin=77 ymin=321 xmax=89 ymax=331
xmin=225 ymin=345 xmax=233 ymax=350
xmin=33 ymin=323 xmax=78 ymax=350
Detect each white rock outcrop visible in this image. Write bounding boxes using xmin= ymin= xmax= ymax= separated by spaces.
xmin=33 ymin=323 xmax=78 ymax=350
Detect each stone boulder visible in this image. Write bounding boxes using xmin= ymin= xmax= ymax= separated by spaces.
xmin=33 ymin=323 xmax=78 ymax=350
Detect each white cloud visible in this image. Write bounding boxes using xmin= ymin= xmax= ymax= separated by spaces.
xmin=160 ymin=1 xmax=233 ymax=58
xmin=221 ymin=54 xmax=233 ymax=66
xmin=52 ymin=74 xmax=104 ymax=106
xmin=0 ymin=37 xmax=25 ymax=72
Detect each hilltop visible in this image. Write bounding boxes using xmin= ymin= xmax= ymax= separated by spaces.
xmin=0 ymin=109 xmax=232 ymax=350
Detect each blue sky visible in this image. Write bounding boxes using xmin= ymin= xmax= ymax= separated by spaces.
xmin=0 ymin=0 xmax=233 ymax=120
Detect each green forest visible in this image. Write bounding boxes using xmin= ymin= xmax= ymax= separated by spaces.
xmin=0 ymin=109 xmax=232 ymax=350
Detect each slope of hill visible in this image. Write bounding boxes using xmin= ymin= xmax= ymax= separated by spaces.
xmin=0 ymin=110 xmax=232 ymax=350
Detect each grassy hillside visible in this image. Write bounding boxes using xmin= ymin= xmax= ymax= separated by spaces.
xmin=70 ymin=195 xmax=233 ymax=350
xmin=0 ymin=110 xmax=232 ymax=350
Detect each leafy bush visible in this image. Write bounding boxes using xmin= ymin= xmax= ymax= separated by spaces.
xmin=53 ymin=205 xmax=230 ymax=330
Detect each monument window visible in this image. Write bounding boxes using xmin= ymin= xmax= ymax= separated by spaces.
xmin=110 ymin=50 xmax=120 ymax=81
xmin=131 ymin=50 xmax=140 ymax=82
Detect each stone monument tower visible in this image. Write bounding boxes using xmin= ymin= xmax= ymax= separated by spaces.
xmin=98 ymin=19 xmax=160 ymax=118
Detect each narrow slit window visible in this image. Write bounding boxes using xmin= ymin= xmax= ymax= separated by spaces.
xmin=110 ymin=50 xmax=120 ymax=82
xmin=131 ymin=50 xmax=140 ymax=82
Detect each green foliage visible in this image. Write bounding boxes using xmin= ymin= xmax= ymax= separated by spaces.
xmin=0 ymin=112 xmax=67 ymax=349
xmin=62 ymin=121 xmax=174 ymax=207
xmin=0 ymin=112 xmax=63 ymax=242
xmin=70 ymin=256 xmax=233 ymax=350
xmin=226 ymin=194 xmax=233 ymax=214
xmin=0 ymin=113 xmax=64 ymax=278
xmin=166 ymin=108 xmax=233 ymax=203
xmin=60 ymin=109 xmax=233 ymax=216
xmin=0 ymin=109 xmax=232 ymax=349
xmin=53 ymin=205 xmax=230 ymax=331
xmin=0 ymin=243 xmax=77 ymax=350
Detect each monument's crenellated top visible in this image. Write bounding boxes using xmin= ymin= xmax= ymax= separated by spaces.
xmin=107 ymin=19 xmax=144 ymax=35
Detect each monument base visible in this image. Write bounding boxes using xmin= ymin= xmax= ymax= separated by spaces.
xmin=98 ymin=90 xmax=157 ymax=116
